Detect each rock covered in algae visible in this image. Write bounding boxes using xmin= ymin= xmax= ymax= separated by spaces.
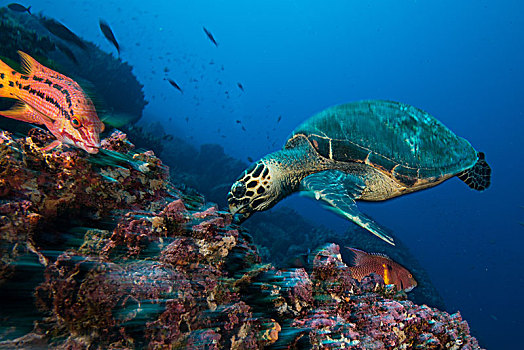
xmin=0 ymin=130 xmax=483 ymax=349
xmin=0 ymin=129 xmax=170 ymax=285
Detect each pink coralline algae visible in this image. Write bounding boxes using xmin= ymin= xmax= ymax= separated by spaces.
xmin=0 ymin=130 xmax=483 ymax=349
xmin=0 ymin=129 xmax=171 ymax=284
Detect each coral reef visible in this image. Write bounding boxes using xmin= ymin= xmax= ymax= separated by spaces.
xmin=0 ymin=128 xmax=169 ymax=285
xmin=0 ymin=130 xmax=482 ymax=349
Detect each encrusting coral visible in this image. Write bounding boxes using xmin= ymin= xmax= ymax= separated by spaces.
xmin=0 ymin=129 xmax=482 ymax=349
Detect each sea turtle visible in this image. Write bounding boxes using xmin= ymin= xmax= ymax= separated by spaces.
xmin=227 ymin=100 xmax=491 ymax=245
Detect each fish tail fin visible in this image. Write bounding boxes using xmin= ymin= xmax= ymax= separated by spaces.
xmin=27 ymin=6 xmax=32 ymax=15
xmin=0 ymin=58 xmax=18 ymax=99
xmin=457 ymin=152 xmax=491 ymax=191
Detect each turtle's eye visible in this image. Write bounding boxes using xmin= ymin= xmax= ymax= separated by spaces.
xmin=231 ymin=181 xmax=246 ymax=198
xmin=71 ymin=117 xmax=82 ymax=129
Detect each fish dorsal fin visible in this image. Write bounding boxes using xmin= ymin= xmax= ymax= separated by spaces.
xmin=18 ymin=51 xmax=80 ymax=87
xmin=368 ymin=251 xmax=391 ymax=260
xmin=18 ymin=51 xmax=43 ymax=75
xmin=346 ymin=247 xmax=390 ymax=266
xmin=347 ymin=247 xmax=370 ymax=267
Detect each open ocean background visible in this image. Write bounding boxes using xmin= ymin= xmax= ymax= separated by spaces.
xmin=9 ymin=0 xmax=524 ymax=348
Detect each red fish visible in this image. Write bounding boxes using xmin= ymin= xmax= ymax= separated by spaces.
xmin=0 ymin=51 xmax=104 ymax=153
xmin=346 ymin=247 xmax=417 ymax=292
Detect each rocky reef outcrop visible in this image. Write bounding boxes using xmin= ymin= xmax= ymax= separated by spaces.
xmin=0 ymin=130 xmax=482 ymax=349
xmin=137 ymin=121 xmax=446 ymax=311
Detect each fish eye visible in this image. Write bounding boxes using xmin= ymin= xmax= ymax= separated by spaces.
xmin=71 ymin=117 xmax=82 ymax=128
xmin=231 ymin=181 xmax=246 ymax=198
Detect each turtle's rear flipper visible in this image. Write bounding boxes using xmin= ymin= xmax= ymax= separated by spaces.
xmin=457 ymin=152 xmax=491 ymax=191
xmin=300 ymin=171 xmax=395 ymax=245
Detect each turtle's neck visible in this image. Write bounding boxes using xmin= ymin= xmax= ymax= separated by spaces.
xmin=263 ymin=141 xmax=324 ymax=197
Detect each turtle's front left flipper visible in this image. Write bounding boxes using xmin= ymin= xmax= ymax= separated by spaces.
xmin=300 ymin=170 xmax=395 ymax=245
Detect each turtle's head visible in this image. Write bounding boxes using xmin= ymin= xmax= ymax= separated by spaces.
xmin=228 ymin=159 xmax=280 ymax=222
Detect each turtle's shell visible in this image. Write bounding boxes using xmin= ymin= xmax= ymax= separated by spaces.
xmin=285 ymin=100 xmax=477 ymax=186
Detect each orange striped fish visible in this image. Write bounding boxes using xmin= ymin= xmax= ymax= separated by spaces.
xmin=0 ymin=51 xmax=104 ymax=153
xmin=347 ymin=247 xmax=417 ymax=292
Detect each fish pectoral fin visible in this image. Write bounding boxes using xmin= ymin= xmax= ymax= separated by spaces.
xmin=39 ymin=140 xmax=62 ymax=152
xmin=0 ymin=101 xmax=45 ymax=125
xmin=16 ymin=96 xmax=57 ymax=125
xmin=300 ymin=171 xmax=395 ymax=246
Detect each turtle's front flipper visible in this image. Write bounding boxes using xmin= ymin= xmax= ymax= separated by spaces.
xmin=300 ymin=171 xmax=395 ymax=245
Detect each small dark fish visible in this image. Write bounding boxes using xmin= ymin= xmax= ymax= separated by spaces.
xmin=277 ymin=115 xmax=282 ymax=123
xmin=237 ymin=82 xmax=244 ymax=92
xmin=7 ymin=3 xmax=31 ymax=14
xmin=236 ymin=120 xmax=241 ymax=124
xmin=203 ymin=27 xmax=218 ymax=47
xmin=241 ymin=126 xmax=246 ymax=131
xmin=185 ymin=116 xmax=189 ymax=123
xmin=99 ymin=19 xmax=120 ymax=56
xmin=247 ymin=156 xmax=254 ymax=162
xmin=40 ymin=18 xmax=87 ymax=51
xmin=166 ymin=78 xmax=183 ymax=94
xmin=55 ymin=42 xmax=78 ymax=65
xmin=346 ymin=247 xmax=417 ymax=292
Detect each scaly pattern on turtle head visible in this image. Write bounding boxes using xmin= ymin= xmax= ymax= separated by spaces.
xmin=227 ymin=159 xmax=279 ymax=222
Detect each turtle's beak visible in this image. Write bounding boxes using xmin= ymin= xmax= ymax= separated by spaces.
xmin=227 ymin=195 xmax=252 ymax=223
xmin=232 ymin=211 xmax=251 ymax=224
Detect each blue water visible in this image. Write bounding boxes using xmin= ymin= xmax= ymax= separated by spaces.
xmin=30 ymin=0 xmax=524 ymax=348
